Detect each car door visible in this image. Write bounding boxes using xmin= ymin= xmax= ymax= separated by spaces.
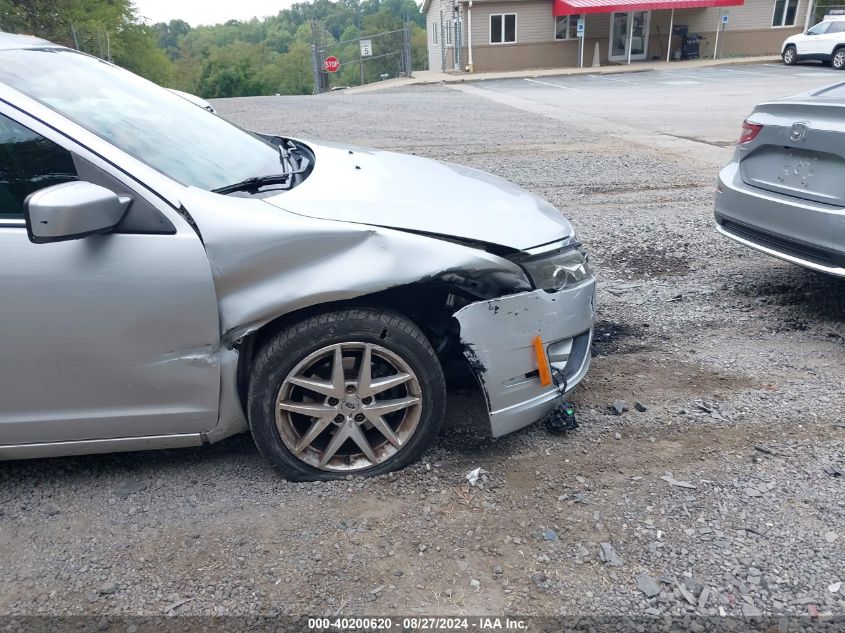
xmin=0 ymin=106 xmax=222 ymax=447
xmin=819 ymin=20 xmax=845 ymax=55
xmin=799 ymin=21 xmax=831 ymax=55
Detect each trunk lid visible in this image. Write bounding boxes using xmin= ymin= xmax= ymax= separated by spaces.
xmin=740 ymin=86 xmax=845 ymax=206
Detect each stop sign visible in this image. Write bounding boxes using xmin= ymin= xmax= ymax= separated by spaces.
xmin=324 ymin=56 xmax=340 ymax=73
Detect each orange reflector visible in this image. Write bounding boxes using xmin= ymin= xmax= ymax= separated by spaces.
xmin=532 ymin=335 xmax=552 ymax=387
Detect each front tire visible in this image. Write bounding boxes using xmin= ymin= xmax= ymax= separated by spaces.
xmin=782 ymin=45 xmax=798 ymax=65
xmin=247 ymin=308 xmax=446 ymax=481
xmin=833 ymin=48 xmax=845 ymax=70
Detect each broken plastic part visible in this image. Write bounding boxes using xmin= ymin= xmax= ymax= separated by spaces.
xmin=532 ymin=335 xmax=552 ymax=387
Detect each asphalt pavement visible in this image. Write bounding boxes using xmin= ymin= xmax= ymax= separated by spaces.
xmin=462 ymin=62 xmax=842 ymax=153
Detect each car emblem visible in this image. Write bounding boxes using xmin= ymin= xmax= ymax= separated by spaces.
xmin=790 ymin=122 xmax=808 ymax=143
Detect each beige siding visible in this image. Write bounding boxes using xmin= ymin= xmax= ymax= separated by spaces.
xmin=470 ymin=0 xmax=558 ymax=44
xmin=674 ymin=0 xmax=808 ymax=33
xmin=426 ymin=0 xmax=470 ymax=70
xmin=426 ymin=2 xmax=442 ymax=71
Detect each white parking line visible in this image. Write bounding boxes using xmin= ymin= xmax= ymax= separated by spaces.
xmin=796 ymin=71 xmax=835 ymax=76
xmin=660 ymin=72 xmax=723 ymax=82
xmin=720 ymin=68 xmax=772 ymax=76
xmin=657 ymin=80 xmax=701 ymax=85
xmin=587 ymin=74 xmax=639 ymax=84
xmin=523 ymin=78 xmax=580 ymax=91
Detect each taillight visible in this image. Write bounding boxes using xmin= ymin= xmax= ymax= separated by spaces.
xmin=739 ymin=120 xmax=763 ymax=144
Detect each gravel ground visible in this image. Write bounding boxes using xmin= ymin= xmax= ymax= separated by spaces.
xmin=1 ymin=85 xmax=843 ymax=621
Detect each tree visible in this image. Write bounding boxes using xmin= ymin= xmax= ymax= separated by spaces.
xmin=2 ymin=0 xmax=429 ymax=95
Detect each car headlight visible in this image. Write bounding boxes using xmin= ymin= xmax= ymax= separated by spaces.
xmin=511 ymin=246 xmax=592 ymax=292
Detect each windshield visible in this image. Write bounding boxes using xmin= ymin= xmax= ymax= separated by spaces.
xmin=0 ymin=47 xmax=282 ymax=191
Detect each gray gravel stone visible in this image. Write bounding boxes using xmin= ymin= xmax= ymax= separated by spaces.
xmin=636 ymin=574 xmax=661 ymax=597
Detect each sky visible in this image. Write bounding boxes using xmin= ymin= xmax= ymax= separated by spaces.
xmin=132 ymin=0 xmax=291 ymax=27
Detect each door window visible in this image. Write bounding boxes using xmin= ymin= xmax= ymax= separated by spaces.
xmin=0 ymin=113 xmax=77 ymax=220
xmin=612 ymin=12 xmax=629 ymax=57
xmin=610 ymin=11 xmax=649 ymax=60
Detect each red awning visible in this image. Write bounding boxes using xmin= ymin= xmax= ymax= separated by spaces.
xmin=554 ymin=0 xmax=743 ymax=16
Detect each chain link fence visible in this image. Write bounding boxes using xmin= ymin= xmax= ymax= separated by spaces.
xmin=311 ymin=20 xmax=412 ymax=93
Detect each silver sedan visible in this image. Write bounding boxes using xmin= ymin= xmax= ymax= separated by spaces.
xmin=0 ymin=34 xmax=595 ymax=480
xmin=715 ymin=82 xmax=845 ymax=277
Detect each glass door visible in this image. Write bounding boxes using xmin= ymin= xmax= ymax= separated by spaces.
xmin=609 ymin=11 xmax=650 ymax=61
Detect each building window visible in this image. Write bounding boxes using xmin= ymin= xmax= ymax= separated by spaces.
xmin=433 ymin=22 xmax=438 ymax=45
xmin=446 ymin=18 xmax=453 ymax=45
xmin=772 ymin=0 xmax=798 ymax=26
xmin=554 ymin=14 xmax=581 ymax=40
xmin=490 ymin=13 xmax=517 ymax=44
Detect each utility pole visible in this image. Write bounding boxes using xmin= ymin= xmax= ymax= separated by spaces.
xmin=70 ymin=23 xmax=80 ymax=50
xmin=357 ymin=0 xmax=364 ymax=86
xmin=440 ymin=7 xmax=446 ymax=72
xmin=451 ymin=0 xmax=459 ymax=70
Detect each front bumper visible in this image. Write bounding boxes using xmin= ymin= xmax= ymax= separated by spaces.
xmin=715 ymin=162 xmax=845 ymax=277
xmin=454 ymin=279 xmax=596 ymax=437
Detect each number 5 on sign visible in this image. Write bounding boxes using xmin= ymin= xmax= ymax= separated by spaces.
xmin=360 ymin=39 xmax=372 ymax=57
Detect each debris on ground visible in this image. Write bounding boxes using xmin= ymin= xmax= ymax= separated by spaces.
xmin=598 ymin=542 xmax=623 ymax=566
xmin=608 ymin=400 xmax=629 ymax=416
xmin=660 ymin=474 xmax=697 ymax=489
xmin=635 ymin=573 xmax=660 ymax=597
xmin=465 ymin=467 xmax=483 ymax=486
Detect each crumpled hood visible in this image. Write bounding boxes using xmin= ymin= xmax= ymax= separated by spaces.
xmin=263 ymin=140 xmax=572 ymax=251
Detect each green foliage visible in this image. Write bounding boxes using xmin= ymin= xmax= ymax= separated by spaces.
xmin=0 ymin=0 xmax=172 ymax=83
xmin=162 ymin=0 xmax=427 ymax=97
xmin=0 ymin=0 xmax=428 ymax=97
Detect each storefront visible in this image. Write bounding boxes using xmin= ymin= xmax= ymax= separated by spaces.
xmin=424 ymin=0 xmax=808 ymax=72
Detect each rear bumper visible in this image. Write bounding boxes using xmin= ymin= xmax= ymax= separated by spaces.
xmin=454 ymin=279 xmax=596 ymax=437
xmin=715 ymin=162 xmax=845 ymax=277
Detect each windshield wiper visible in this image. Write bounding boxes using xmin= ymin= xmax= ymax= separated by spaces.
xmin=213 ymin=140 xmax=312 ymax=195
xmin=212 ymin=173 xmax=293 ymax=195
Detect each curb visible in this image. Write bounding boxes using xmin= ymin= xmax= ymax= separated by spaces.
xmin=340 ymin=55 xmax=782 ymax=93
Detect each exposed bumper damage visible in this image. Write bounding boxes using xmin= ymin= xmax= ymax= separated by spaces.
xmin=454 ymin=280 xmax=596 ymax=437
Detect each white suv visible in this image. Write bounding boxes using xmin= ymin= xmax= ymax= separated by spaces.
xmin=782 ymin=16 xmax=845 ymax=69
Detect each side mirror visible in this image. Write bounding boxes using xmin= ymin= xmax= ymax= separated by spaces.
xmin=24 ymin=181 xmax=131 ymax=244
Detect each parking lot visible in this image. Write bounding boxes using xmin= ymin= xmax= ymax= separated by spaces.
xmin=1 ymin=63 xmax=843 ymax=620
xmin=467 ymin=63 xmax=842 ymax=151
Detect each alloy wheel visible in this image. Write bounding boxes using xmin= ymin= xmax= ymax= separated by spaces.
xmin=835 ymin=50 xmax=845 ymax=69
xmin=783 ymin=48 xmax=796 ymax=64
xmin=274 ymin=342 xmax=422 ymax=472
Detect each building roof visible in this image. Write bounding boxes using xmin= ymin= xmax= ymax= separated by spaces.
xmin=420 ymin=0 xmax=534 ymax=15
xmin=0 ymin=32 xmax=57 ymax=51
xmin=554 ymin=0 xmax=742 ymax=13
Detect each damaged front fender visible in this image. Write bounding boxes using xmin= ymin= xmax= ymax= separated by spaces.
xmin=178 ymin=187 xmax=530 ymax=346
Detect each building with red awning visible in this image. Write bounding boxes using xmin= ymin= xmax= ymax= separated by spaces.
xmin=423 ymin=0 xmax=808 ymax=72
